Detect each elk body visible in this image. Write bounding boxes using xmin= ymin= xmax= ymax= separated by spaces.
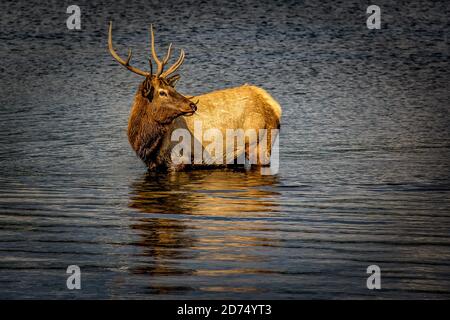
xmin=108 ymin=22 xmax=281 ymax=171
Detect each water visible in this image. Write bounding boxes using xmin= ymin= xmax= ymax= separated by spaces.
xmin=0 ymin=0 xmax=449 ymax=299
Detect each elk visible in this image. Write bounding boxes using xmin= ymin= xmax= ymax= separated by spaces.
xmin=108 ymin=22 xmax=281 ymax=171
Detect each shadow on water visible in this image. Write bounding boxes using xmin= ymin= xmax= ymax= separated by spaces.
xmin=126 ymin=169 xmax=281 ymax=295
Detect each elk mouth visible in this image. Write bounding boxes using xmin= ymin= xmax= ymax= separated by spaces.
xmin=182 ymin=110 xmax=196 ymax=116
xmin=182 ymin=102 xmax=197 ymax=116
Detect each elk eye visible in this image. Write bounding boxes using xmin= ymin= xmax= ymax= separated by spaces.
xmin=159 ymin=90 xmax=168 ymax=97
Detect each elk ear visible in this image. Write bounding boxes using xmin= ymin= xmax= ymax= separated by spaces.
xmin=142 ymin=77 xmax=154 ymax=101
xmin=166 ymin=74 xmax=180 ymax=87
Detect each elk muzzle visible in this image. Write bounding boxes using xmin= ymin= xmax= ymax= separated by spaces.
xmin=182 ymin=102 xmax=197 ymax=116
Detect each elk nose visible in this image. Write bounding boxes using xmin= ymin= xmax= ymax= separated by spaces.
xmin=190 ymin=102 xmax=197 ymax=112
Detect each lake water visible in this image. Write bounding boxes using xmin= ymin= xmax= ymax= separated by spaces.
xmin=0 ymin=0 xmax=449 ymax=299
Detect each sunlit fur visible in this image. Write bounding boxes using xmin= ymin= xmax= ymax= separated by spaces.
xmin=128 ymin=78 xmax=282 ymax=171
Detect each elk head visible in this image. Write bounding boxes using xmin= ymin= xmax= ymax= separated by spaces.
xmin=108 ymin=22 xmax=197 ymax=124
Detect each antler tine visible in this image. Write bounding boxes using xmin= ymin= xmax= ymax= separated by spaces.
xmin=150 ymin=24 xmax=171 ymax=78
xmin=148 ymin=58 xmax=153 ymax=77
xmin=162 ymin=43 xmax=173 ymax=65
xmin=166 ymin=74 xmax=180 ymax=87
xmin=161 ymin=49 xmax=185 ymax=78
xmin=108 ymin=21 xmax=149 ymax=77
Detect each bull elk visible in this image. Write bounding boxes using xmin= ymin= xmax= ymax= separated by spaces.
xmin=108 ymin=22 xmax=281 ymax=171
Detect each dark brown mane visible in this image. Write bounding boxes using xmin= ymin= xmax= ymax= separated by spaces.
xmin=127 ymin=92 xmax=169 ymax=170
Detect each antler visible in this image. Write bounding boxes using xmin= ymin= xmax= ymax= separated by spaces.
xmin=166 ymin=74 xmax=180 ymax=87
xmin=108 ymin=22 xmax=185 ymax=79
xmin=150 ymin=24 xmax=185 ymax=79
xmin=108 ymin=21 xmax=149 ymax=77
xmin=150 ymin=24 xmax=171 ymax=78
xmin=161 ymin=50 xmax=185 ymax=78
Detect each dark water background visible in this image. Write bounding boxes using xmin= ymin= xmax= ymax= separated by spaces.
xmin=0 ymin=0 xmax=449 ymax=299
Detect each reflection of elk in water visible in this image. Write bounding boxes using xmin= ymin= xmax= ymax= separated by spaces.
xmin=108 ymin=22 xmax=281 ymax=171
xmin=128 ymin=170 xmax=280 ymax=283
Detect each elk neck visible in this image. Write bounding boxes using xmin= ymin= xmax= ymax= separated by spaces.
xmin=127 ymin=91 xmax=170 ymax=168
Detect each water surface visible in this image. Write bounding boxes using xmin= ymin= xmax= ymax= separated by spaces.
xmin=0 ymin=0 xmax=449 ymax=299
